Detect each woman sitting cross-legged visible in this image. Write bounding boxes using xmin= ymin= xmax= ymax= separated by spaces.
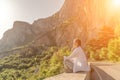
xmin=64 ymin=39 xmax=90 ymax=73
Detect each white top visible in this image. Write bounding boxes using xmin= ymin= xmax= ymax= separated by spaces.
xmin=64 ymin=47 xmax=90 ymax=73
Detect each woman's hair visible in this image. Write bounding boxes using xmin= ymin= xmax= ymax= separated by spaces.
xmin=71 ymin=39 xmax=81 ymax=51
xmin=74 ymin=38 xmax=81 ymax=46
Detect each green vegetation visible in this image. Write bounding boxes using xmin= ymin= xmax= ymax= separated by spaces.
xmin=86 ymin=26 xmax=120 ymax=62
xmin=39 ymin=47 xmax=70 ymax=79
xmin=0 ymin=46 xmax=70 ymax=80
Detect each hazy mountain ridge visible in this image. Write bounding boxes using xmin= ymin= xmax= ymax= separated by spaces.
xmin=0 ymin=0 xmax=113 ymax=52
xmin=0 ymin=13 xmax=61 ymax=52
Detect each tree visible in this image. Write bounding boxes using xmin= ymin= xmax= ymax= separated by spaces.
xmin=86 ymin=26 xmax=115 ymax=60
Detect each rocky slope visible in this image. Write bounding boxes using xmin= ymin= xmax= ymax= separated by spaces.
xmin=0 ymin=21 xmax=34 ymax=52
xmin=0 ymin=13 xmax=61 ymax=52
xmin=0 ymin=0 xmax=113 ymax=52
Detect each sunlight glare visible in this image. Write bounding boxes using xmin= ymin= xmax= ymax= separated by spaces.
xmin=0 ymin=0 xmax=13 ymax=23
xmin=112 ymin=0 xmax=120 ymax=9
xmin=0 ymin=0 xmax=14 ymax=39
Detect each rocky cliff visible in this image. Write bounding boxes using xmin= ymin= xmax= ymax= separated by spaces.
xmin=0 ymin=21 xmax=34 ymax=52
xmin=0 ymin=0 xmax=112 ymax=52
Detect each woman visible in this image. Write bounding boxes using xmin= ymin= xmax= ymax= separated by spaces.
xmin=64 ymin=39 xmax=90 ymax=73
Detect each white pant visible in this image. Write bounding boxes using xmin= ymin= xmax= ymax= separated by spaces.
xmin=64 ymin=59 xmax=73 ymax=72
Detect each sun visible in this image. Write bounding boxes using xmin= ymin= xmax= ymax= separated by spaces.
xmin=107 ymin=0 xmax=120 ymax=14
xmin=112 ymin=0 xmax=120 ymax=9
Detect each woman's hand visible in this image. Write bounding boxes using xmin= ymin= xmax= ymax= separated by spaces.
xmin=64 ymin=56 xmax=69 ymax=61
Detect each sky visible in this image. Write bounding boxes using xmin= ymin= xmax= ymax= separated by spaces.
xmin=0 ymin=0 xmax=64 ymax=39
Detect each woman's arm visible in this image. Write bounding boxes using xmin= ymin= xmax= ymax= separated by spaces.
xmin=67 ymin=49 xmax=79 ymax=59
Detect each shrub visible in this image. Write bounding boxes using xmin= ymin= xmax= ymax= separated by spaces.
xmin=39 ymin=47 xmax=70 ymax=79
xmin=86 ymin=26 xmax=115 ymax=61
xmin=0 ymin=46 xmax=70 ymax=80
xmin=107 ymin=37 xmax=120 ymax=62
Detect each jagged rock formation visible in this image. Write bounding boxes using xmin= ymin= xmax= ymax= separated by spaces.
xmin=0 ymin=21 xmax=34 ymax=52
xmin=0 ymin=0 xmax=114 ymax=52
